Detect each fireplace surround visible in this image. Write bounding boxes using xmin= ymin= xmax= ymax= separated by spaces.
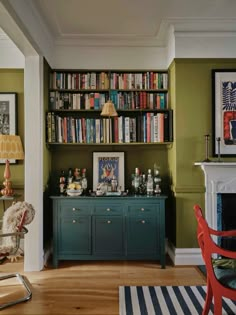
xmin=195 ymin=162 xmax=236 ymax=231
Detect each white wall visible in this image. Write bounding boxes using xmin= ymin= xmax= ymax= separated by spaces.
xmin=53 ymin=45 xmax=168 ymax=70
xmin=0 ymin=31 xmax=24 ymax=68
xmin=175 ymin=31 xmax=236 ymax=58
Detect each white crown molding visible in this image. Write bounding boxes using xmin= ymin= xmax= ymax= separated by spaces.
xmin=53 ymin=17 xmax=236 ymax=48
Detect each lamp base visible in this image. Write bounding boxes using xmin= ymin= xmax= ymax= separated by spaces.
xmin=1 ymin=179 xmax=14 ymax=197
xmin=1 ymin=159 xmax=14 ymax=197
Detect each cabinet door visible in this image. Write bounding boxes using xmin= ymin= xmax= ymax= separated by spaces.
xmin=93 ymin=216 xmax=124 ymax=255
xmin=126 ymin=216 xmax=159 ymax=255
xmin=59 ymin=216 xmax=91 ymax=255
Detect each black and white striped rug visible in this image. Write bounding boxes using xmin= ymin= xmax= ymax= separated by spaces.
xmin=119 ymin=285 xmax=236 ymax=315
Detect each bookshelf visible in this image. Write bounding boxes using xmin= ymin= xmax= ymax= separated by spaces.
xmin=47 ymin=70 xmax=173 ymax=145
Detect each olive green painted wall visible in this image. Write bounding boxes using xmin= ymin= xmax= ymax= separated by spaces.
xmin=0 ymin=69 xmax=24 ymax=215
xmin=50 ymin=144 xmax=171 ymax=194
xmin=0 ymin=69 xmax=24 ymax=187
xmin=169 ymin=59 xmax=236 ymax=248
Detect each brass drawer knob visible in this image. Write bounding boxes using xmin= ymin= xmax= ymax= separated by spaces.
xmin=107 ymin=220 xmax=111 ymax=224
xmin=141 ymin=220 xmax=145 ymax=224
xmin=72 ymin=208 xmax=76 ymax=211
xmin=141 ymin=208 xmax=145 ymax=211
xmin=72 ymin=220 xmax=76 ymax=223
xmin=106 ymin=208 xmax=111 ymax=212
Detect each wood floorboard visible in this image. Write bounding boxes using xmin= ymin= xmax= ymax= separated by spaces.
xmin=0 ymin=257 xmax=206 ymax=314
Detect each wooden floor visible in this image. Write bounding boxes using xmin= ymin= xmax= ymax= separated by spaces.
xmin=0 ymin=257 xmax=206 ymax=315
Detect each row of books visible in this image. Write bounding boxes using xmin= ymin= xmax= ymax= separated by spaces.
xmin=46 ymin=112 xmax=172 ymax=144
xmin=49 ymin=91 xmax=168 ymax=110
xmin=50 ymin=71 xmax=168 ymax=91
xmin=50 ymin=72 xmax=109 ymax=90
xmin=110 ymin=91 xmax=168 ymax=110
xmin=110 ymin=72 xmax=168 ymax=90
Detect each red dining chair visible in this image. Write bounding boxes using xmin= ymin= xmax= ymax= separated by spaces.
xmin=194 ymin=204 xmax=236 ymax=315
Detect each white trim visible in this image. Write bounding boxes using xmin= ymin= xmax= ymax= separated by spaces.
xmin=24 ymin=55 xmax=44 ymax=271
xmin=167 ymin=243 xmax=204 ymax=266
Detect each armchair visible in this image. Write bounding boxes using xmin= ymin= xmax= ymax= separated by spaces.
xmin=194 ymin=204 xmax=236 ymax=315
xmin=0 ymin=201 xmax=35 ymax=310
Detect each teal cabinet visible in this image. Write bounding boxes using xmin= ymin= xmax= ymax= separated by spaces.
xmin=51 ymin=196 xmax=167 ymax=268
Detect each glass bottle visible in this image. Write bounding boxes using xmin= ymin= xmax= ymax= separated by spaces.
xmin=146 ymin=169 xmax=154 ymax=196
xmin=81 ymin=168 xmax=88 ymax=193
xmin=67 ymin=168 xmax=73 ymax=185
xmin=134 ymin=167 xmax=140 ymax=195
xmin=153 ymin=169 xmax=161 ymax=194
xmin=59 ymin=170 xmax=66 ymax=194
xmin=74 ymin=167 xmax=81 ymax=184
xmin=111 ymin=175 xmax=118 ymax=192
xmin=139 ymin=173 xmax=146 ymax=195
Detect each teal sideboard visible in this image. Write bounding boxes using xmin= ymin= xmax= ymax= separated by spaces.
xmin=50 ymin=195 xmax=167 ymax=268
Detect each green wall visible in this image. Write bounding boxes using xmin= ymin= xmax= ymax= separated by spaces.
xmin=4 ymin=60 xmax=236 ymax=251
xmin=169 ymin=59 xmax=236 ymax=248
xmin=0 ymin=69 xmax=24 ymax=187
xmin=0 ymin=69 xmax=24 ymax=214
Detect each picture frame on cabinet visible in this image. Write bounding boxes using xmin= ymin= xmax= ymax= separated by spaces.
xmin=212 ymin=69 xmax=236 ymax=156
xmin=93 ymin=151 xmax=125 ymax=191
xmin=0 ymin=93 xmax=17 ymax=164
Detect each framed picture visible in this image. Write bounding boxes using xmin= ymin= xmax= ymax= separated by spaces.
xmin=0 ymin=93 xmax=17 ymax=163
xmin=212 ymin=70 xmax=236 ymax=156
xmin=93 ymin=152 xmax=125 ymax=191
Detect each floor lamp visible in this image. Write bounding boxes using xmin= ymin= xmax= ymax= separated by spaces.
xmin=0 ymin=135 xmax=24 ymax=197
xmin=100 ymin=100 xmax=118 ymax=143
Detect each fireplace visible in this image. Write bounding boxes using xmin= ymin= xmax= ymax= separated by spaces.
xmin=195 ymin=162 xmax=236 ymax=232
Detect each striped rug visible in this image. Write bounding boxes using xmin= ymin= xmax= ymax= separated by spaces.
xmin=119 ymin=285 xmax=236 ymax=315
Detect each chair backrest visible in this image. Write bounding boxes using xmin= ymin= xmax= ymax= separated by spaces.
xmin=194 ymin=205 xmax=211 ymax=264
xmin=193 ymin=205 xmax=224 ymax=279
xmin=194 ymin=205 xmax=236 ymax=282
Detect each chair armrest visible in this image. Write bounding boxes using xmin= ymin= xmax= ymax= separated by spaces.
xmin=211 ymin=242 xmax=236 ymax=259
xmin=0 ymin=226 xmax=28 ymax=239
xmin=209 ymin=228 xmax=236 ymax=238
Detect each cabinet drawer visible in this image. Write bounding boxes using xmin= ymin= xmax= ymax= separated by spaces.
xmin=94 ymin=204 xmax=123 ymax=215
xmin=93 ymin=216 xmax=123 ymax=254
xmin=60 ymin=200 xmax=92 ymax=216
xmin=128 ymin=203 xmax=159 ymax=216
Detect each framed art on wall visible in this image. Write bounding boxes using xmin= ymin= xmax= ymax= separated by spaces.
xmin=0 ymin=93 xmax=17 ymax=163
xmin=93 ymin=151 xmax=125 ymax=191
xmin=212 ymin=70 xmax=236 ymax=156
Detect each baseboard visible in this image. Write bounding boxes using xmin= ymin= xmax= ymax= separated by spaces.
xmin=167 ymin=242 xmax=204 ymax=266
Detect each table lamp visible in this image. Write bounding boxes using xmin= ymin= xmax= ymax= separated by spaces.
xmin=0 ymin=135 xmax=24 ymax=197
xmin=100 ymin=100 xmax=118 ymax=143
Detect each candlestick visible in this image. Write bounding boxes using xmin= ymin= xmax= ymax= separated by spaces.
xmin=217 ymin=137 xmax=221 ymax=162
xmin=203 ymin=134 xmax=211 ymax=162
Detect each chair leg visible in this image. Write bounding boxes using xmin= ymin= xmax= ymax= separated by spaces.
xmin=0 ymin=273 xmax=32 ymax=310
xmin=203 ymin=279 xmax=213 ymax=315
xmin=213 ymin=295 xmax=222 ymax=315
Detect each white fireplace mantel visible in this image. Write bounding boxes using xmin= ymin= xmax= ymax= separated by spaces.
xmin=195 ymin=162 xmax=236 ymax=229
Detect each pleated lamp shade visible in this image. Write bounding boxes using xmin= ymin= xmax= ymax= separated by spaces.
xmin=100 ymin=100 xmax=118 ymax=117
xmin=0 ymin=135 xmax=24 ymax=160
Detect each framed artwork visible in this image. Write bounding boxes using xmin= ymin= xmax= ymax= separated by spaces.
xmin=0 ymin=93 xmax=17 ymax=163
xmin=212 ymin=70 xmax=236 ymax=156
xmin=93 ymin=151 xmax=125 ymax=191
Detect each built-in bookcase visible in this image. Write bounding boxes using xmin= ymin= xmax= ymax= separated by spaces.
xmin=47 ymin=69 xmax=173 ymax=145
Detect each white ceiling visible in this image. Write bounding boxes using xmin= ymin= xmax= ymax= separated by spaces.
xmin=1 ymin=0 xmax=236 ymax=68
xmin=27 ymin=0 xmax=236 ymax=47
